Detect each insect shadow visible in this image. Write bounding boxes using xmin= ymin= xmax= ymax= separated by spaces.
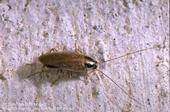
xmin=16 ymin=62 xmax=86 ymax=87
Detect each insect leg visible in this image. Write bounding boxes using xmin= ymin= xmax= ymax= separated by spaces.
xmin=73 ymin=40 xmax=83 ymax=54
xmin=48 ymin=48 xmax=58 ymax=53
xmin=82 ymin=70 xmax=96 ymax=85
xmin=81 ymin=75 xmax=88 ymax=85
xmin=50 ymin=69 xmax=63 ymax=86
xmin=51 ymin=78 xmax=59 ymax=86
xmin=27 ymin=65 xmax=46 ymax=78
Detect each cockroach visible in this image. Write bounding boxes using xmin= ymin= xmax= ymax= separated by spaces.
xmin=28 ymin=44 xmax=161 ymax=106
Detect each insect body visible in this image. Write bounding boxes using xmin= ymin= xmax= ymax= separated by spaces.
xmin=39 ymin=51 xmax=97 ymax=73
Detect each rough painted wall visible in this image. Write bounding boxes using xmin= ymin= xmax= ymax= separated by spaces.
xmin=0 ymin=0 xmax=169 ymax=112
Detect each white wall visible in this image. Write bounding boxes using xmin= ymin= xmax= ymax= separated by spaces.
xmin=0 ymin=0 xmax=169 ymax=112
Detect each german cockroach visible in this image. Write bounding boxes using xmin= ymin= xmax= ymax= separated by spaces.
xmin=28 ymin=44 xmax=161 ymax=106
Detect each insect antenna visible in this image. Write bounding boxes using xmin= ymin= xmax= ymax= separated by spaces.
xmin=98 ymin=44 xmax=161 ymax=64
xmin=96 ymin=69 xmax=144 ymax=107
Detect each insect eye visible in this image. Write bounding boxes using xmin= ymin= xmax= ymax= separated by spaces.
xmin=85 ymin=63 xmax=97 ymax=69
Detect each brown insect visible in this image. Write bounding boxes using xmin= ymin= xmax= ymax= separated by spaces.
xmin=28 ymin=44 xmax=161 ymax=106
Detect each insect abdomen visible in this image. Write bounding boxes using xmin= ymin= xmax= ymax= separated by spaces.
xmin=39 ymin=52 xmax=87 ymax=72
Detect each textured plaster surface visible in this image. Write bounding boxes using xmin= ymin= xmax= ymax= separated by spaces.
xmin=0 ymin=0 xmax=169 ymax=112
